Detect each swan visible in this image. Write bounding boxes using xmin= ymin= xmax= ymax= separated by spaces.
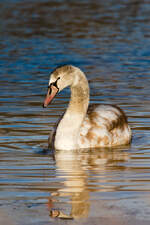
xmin=43 ymin=65 xmax=131 ymax=150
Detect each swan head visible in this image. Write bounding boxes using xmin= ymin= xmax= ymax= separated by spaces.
xmin=43 ymin=65 xmax=79 ymax=108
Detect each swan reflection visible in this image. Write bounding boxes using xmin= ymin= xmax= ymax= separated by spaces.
xmin=48 ymin=147 xmax=129 ymax=219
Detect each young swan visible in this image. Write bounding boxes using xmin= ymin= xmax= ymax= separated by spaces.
xmin=43 ymin=65 xmax=131 ymax=150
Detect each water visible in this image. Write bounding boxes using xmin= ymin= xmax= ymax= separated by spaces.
xmin=1 ymin=0 xmax=150 ymax=224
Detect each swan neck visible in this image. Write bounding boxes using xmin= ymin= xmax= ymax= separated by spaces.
xmin=67 ymin=71 xmax=89 ymax=115
xmin=55 ymin=70 xmax=89 ymax=150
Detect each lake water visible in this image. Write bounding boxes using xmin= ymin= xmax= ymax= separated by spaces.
xmin=1 ymin=0 xmax=150 ymax=224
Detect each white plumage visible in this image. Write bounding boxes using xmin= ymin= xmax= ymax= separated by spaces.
xmin=43 ymin=65 xmax=131 ymax=150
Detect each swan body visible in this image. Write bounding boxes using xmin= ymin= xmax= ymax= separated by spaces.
xmin=43 ymin=65 xmax=131 ymax=150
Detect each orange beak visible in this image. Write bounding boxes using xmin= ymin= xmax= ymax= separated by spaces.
xmin=43 ymin=85 xmax=58 ymax=108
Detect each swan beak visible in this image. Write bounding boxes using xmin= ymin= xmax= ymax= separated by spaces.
xmin=43 ymin=85 xmax=58 ymax=108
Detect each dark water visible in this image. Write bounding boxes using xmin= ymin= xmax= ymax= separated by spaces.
xmin=1 ymin=0 xmax=150 ymax=224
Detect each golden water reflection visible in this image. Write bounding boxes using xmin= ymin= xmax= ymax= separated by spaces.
xmin=48 ymin=147 xmax=130 ymax=219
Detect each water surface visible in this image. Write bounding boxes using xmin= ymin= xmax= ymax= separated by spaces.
xmin=1 ymin=0 xmax=150 ymax=224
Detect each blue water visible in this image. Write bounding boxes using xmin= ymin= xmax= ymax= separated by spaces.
xmin=1 ymin=1 xmax=150 ymax=224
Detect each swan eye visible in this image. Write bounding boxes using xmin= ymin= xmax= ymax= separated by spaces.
xmin=53 ymin=77 xmax=60 ymax=89
xmin=49 ymin=77 xmax=60 ymax=89
xmin=48 ymin=77 xmax=60 ymax=94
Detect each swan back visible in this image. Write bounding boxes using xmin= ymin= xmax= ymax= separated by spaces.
xmin=78 ymin=104 xmax=131 ymax=148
